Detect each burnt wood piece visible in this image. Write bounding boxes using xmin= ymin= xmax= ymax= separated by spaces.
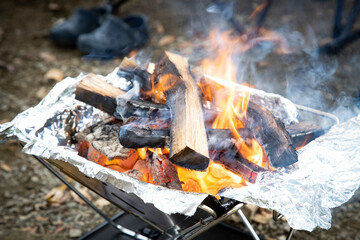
xmin=152 ymin=51 xmax=209 ymax=171
xmin=119 ymin=123 xmax=170 ymax=148
xmin=75 ymin=73 xmax=125 ymax=115
xmin=118 ymin=57 xmax=151 ymax=91
xmin=148 ymin=153 xmax=183 ymax=190
xmin=245 ymin=101 xmax=297 ymax=168
xmin=211 ymin=150 xmax=267 ymax=184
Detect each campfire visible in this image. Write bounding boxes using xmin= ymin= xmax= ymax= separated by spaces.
xmin=74 ymin=45 xmax=299 ymax=196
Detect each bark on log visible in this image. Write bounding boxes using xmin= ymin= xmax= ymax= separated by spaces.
xmin=152 ymin=51 xmax=209 ymax=171
xmin=75 ymin=73 xmax=125 ymax=115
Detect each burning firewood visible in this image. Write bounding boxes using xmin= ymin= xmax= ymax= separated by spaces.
xmin=74 ymin=53 xmax=299 ymax=189
xmin=152 ymin=51 xmax=209 ymax=171
xmin=116 ymin=98 xmax=170 ymax=120
xmin=75 ymin=73 xmax=297 ymax=168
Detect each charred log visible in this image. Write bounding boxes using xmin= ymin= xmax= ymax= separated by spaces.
xmin=119 ymin=123 xmax=170 ymax=148
xmin=245 ymin=101 xmax=297 ymax=168
xmin=285 ymin=121 xmax=323 ymax=148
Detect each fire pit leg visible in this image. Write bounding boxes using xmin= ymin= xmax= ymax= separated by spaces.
xmin=28 ymin=152 xmax=150 ymax=240
xmin=237 ymin=209 xmax=261 ymax=240
xmin=286 ymin=228 xmax=296 ymax=240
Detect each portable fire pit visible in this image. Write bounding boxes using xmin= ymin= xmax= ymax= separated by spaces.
xmin=30 ymin=101 xmax=336 ymax=240
xmin=2 ymin=50 xmax=360 ymax=240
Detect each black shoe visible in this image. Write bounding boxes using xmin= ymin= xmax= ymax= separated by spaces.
xmin=76 ymin=14 xmax=149 ymax=58
xmin=50 ymin=7 xmax=102 ymax=47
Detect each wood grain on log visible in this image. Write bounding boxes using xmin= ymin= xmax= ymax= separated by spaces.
xmin=75 ymin=73 xmax=125 ymax=115
xmin=152 ymin=51 xmax=209 ymax=171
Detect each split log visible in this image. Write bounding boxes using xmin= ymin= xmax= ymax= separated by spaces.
xmin=152 ymin=51 xmax=209 ymax=171
xmin=148 ymin=153 xmax=183 ymax=190
xmin=75 ymin=73 xmax=125 ymax=115
xmin=245 ymin=101 xmax=297 ymax=167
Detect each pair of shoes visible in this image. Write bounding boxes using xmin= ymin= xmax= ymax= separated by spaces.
xmin=50 ymin=7 xmax=149 ymax=58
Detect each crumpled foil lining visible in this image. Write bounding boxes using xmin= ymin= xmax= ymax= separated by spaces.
xmin=1 ymin=69 xmax=359 ymax=231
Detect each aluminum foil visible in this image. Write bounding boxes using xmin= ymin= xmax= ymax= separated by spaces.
xmin=1 ymin=69 xmax=359 ymax=232
xmin=221 ymin=115 xmax=360 ymax=230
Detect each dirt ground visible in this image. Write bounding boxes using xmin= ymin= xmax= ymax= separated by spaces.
xmin=1 ymin=0 xmax=360 ymax=239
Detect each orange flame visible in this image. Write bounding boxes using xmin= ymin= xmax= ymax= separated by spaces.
xmin=176 ymin=161 xmax=247 ymax=196
xmin=145 ymin=74 xmax=177 ymax=103
xmin=199 ymin=30 xmax=267 ymax=169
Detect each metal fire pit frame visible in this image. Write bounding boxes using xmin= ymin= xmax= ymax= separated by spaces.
xmin=35 ymin=155 xmax=254 ymax=240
